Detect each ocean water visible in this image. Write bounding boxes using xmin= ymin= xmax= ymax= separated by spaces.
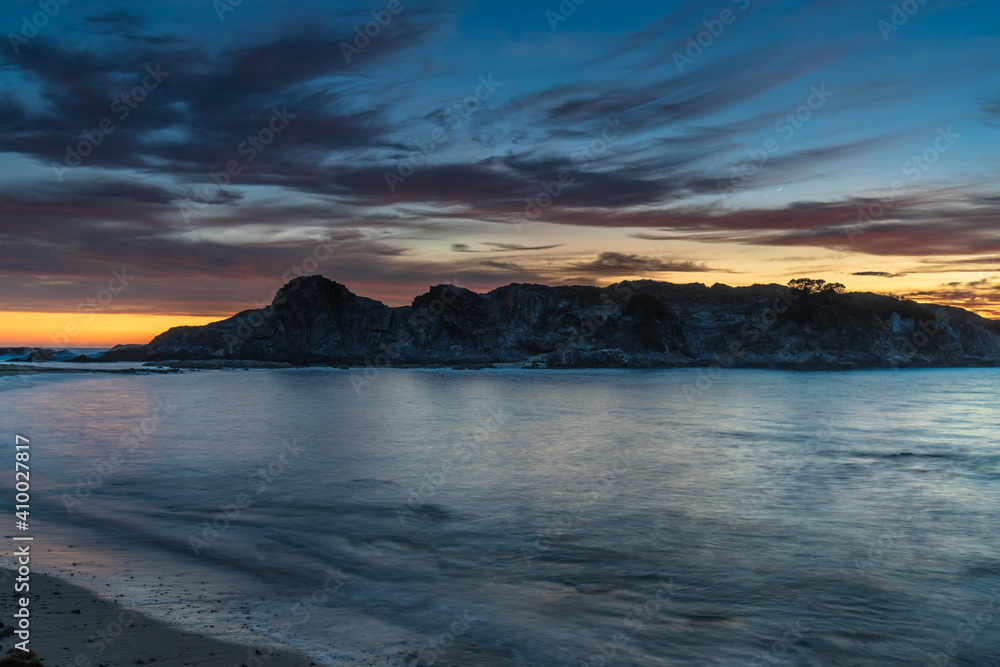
xmin=1 ymin=368 xmax=999 ymax=666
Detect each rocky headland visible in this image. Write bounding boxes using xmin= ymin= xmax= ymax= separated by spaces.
xmin=91 ymin=275 xmax=1000 ymax=370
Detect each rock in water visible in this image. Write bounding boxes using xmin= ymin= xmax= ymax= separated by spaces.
xmin=96 ymin=275 xmax=1000 ymax=369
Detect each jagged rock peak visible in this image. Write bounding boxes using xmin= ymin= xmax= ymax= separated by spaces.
xmin=271 ymin=275 xmax=357 ymax=309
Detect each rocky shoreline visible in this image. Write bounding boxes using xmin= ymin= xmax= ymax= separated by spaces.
xmin=81 ymin=275 xmax=1000 ymax=370
xmin=0 ymin=363 xmax=181 ymax=377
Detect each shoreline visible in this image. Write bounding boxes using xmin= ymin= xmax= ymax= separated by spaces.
xmin=0 ymin=567 xmax=317 ymax=667
xmin=0 ymin=364 xmax=180 ymax=377
xmin=3 ymin=359 xmax=1000 ymax=376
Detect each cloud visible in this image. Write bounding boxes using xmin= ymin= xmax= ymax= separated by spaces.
xmin=0 ymin=18 xmax=434 ymax=180
xmin=905 ymin=279 xmax=1000 ymax=319
xmin=0 ymin=1 xmax=998 ymax=323
xmin=912 ymin=257 xmax=999 ymax=273
xmin=852 ymin=271 xmax=907 ymax=278
xmin=483 ymin=242 xmax=563 ymax=251
xmin=452 ymin=242 xmax=563 ymax=252
xmin=684 ymin=139 xmax=891 ymax=195
xmin=480 ymin=260 xmax=525 ymax=272
xmin=980 ymin=93 xmax=1000 ymax=124
xmin=570 ymin=252 xmax=725 ymax=276
xmin=610 ymin=194 xmax=1000 ymax=258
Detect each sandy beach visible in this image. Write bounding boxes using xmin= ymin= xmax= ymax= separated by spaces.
xmin=0 ymin=568 xmax=317 ymax=667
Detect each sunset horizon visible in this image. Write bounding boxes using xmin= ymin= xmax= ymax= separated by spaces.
xmin=3 ymin=1 xmax=999 ymax=351
xmin=4 ymin=270 xmax=999 ymax=348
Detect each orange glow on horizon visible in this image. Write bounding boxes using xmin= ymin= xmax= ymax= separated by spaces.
xmin=929 ymin=300 xmax=1000 ymax=320
xmin=0 ymin=312 xmax=226 ymax=348
xmin=1 ymin=285 xmax=996 ymax=350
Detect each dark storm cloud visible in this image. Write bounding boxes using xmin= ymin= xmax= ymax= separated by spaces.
xmin=0 ymin=4 xmax=938 ymax=245
xmin=83 ymin=8 xmax=145 ymax=33
xmin=0 ymin=17 xmax=432 ymax=177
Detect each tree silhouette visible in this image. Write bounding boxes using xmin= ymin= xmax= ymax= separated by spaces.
xmin=788 ymin=278 xmax=846 ymax=294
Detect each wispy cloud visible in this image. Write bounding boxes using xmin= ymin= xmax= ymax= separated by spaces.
xmin=852 ymin=271 xmax=907 ymax=278
xmin=570 ymin=252 xmax=728 ymax=275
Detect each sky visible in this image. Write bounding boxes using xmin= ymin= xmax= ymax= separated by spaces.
xmin=1 ymin=0 xmax=998 ymax=346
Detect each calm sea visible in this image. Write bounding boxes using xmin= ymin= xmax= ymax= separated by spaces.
xmin=1 ymin=368 xmax=998 ymax=666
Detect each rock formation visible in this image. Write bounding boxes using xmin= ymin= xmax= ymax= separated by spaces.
xmin=96 ymin=275 xmax=1000 ymax=369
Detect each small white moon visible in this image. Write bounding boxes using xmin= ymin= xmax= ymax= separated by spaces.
xmin=776 ymin=186 xmax=783 ymax=191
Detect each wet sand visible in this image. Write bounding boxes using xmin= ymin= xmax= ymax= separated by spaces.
xmin=0 ymin=568 xmax=317 ymax=667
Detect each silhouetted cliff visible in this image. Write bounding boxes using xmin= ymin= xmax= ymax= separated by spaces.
xmin=97 ymin=276 xmax=1000 ymax=369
